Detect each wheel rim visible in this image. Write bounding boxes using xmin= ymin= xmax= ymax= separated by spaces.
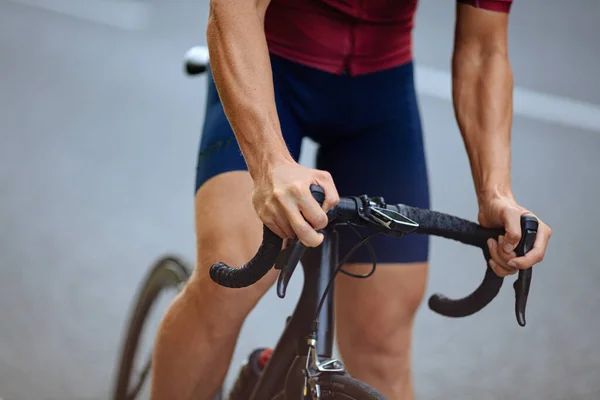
xmin=113 ymin=257 xmax=190 ymax=400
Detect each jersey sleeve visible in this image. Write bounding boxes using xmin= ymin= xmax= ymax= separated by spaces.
xmin=457 ymin=0 xmax=512 ymax=13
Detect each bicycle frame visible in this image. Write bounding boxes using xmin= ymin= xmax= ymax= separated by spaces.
xmin=248 ymin=227 xmax=340 ymax=400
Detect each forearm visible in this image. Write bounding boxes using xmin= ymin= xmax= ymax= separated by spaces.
xmin=206 ymin=0 xmax=292 ymax=180
xmin=452 ymin=45 xmax=514 ymax=203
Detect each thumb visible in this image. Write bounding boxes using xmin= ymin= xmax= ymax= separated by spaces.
xmin=501 ymin=208 xmax=523 ymax=254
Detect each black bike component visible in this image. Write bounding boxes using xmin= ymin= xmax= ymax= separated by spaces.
xmin=210 ymin=225 xmax=283 ymax=288
xmin=275 ymin=185 xmax=326 ymax=298
xmin=329 ymin=196 xmax=418 ymax=236
xmin=513 ymin=214 xmax=539 ymax=327
xmin=213 ymin=192 xmax=543 ymax=322
xmin=333 ymin=200 xmax=533 ymax=319
xmin=309 ymin=184 xmax=325 ymax=205
xmin=327 ymin=197 xmax=362 ymax=222
xmin=185 ymin=61 xmax=208 ymax=76
xmin=248 ymin=232 xmax=339 ymax=400
xmin=276 ymin=240 xmax=307 ymax=298
xmin=370 ymin=206 xmax=419 ymax=234
xmin=210 ymin=185 xmax=326 ymax=289
xmin=316 ymin=373 xmax=386 ymax=399
xmin=283 ymin=356 xmax=385 ymax=399
xmin=305 ymin=229 xmax=339 ymax=359
xmin=207 ymin=189 xmax=542 ymax=399
xmin=426 ymin=213 xmax=538 ymax=325
xmin=390 ymin=204 xmax=506 ymax=318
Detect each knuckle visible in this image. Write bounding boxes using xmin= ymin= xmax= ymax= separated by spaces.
xmin=323 ymin=196 xmax=339 ymax=211
xmin=272 ymin=189 xmax=286 ymax=203
xmin=256 ymin=206 xmax=269 ymax=220
xmin=294 ymin=222 xmax=310 ymax=237
xmin=289 ymin=183 xmax=304 ymax=197
xmin=319 ymin=170 xmax=333 ymax=180
xmin=330 ymin=192 xmax=340 ymax=205
xmin=265 ymin=203 xmax=278 ymax=218
xmin=507 ymin=229 xmax=521 ymax=240
xmin=314 ymin=212 xmax=328 ymax=229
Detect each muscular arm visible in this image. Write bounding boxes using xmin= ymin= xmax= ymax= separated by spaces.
xmin=452 ymin=2 xmax=514 ymax=204
xmin=206 ymin=0 xmax=293 ymax=180
xmin=452 ymin=2 xmax=551 ymax=273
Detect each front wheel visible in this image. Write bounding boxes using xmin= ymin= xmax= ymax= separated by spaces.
xmin=316 ymin=373 xmax=387 ymax=400
xmin=112 ymin=256 xmax=195 ymax=400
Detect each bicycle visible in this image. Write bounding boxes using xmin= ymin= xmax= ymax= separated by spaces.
xmin=111 ymin=47 xmax=539 ymax=400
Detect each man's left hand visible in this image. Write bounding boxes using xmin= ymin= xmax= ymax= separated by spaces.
xmin=478 ymin=193 xmax=552 ymax=277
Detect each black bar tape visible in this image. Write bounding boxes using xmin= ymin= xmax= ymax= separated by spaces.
xmin=394 ymin=204 xmax=505 ymax=317
xmin=209 ymin=226 xmax=283 ymax=288
xmin=429 ymin=265 xmax=503 ymax=317
xmin=394 ymin=204 xmax=503 ymax=247
xmin=209 ymin=185 xmax=326 ymax=288
xmin=329 ymin=197 xmax=359 ymax=220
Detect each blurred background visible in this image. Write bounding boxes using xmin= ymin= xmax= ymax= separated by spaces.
xmin=1 ymin=0 xmax=599 ymax=399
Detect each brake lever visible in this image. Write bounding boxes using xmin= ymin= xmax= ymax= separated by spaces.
xmin=276 ymin=185 xmax=326 ymax=299
xmin=513 ymin=215 xmax=539 ymax=327
xmin=276 ymin=240 xmax=307 ymax=298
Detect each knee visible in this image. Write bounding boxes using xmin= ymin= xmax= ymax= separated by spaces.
xmin=343 ymin=315 xmax=413 ymax=361
xmin=337 ymin=264 xmax=429 ymax=366
xmin=340 ymin=315 xmax=416 ymax=392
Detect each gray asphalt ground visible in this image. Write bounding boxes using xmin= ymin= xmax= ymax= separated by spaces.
xmin=1 ymin=1 xmax=599 ymax=399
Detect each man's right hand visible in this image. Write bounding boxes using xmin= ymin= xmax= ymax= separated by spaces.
xmin=252 ymin=159 xmax=340 ymax=247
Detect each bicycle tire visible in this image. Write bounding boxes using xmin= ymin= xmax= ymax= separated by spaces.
xmin=112 ymin=256 xmax=192 ymax=400
xmin=317 ymin=373 xmax=387 ymax=400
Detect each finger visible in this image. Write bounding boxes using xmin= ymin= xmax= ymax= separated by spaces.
xmin=488 ymin=238 xmax=519 ymax=276
xmin=489 ymin=258 xmax=517 ymax=277
xmin=508 ymin=222 xmax=551 ymax=270
xmin=315 ymin=171 xmax=340 ymax=212
xmin=272 ymin=202 xmax=296 ymax=238
xmin=298 ymin=191 xmax=329 ymax=230
xmin=264 ymin=220 xmax=289 ymax=241
xmin=281 ymin=199 xmax=323 ymax=247
xmin=274 ymin=216 xmax=295 ymax=239
xmin=500 ymin=207 xmax=525 ymax=254
xmin=497 ymin=235 xmax=517 ymax=263
xmin=263 ymin=201 xmax=295 ymax=239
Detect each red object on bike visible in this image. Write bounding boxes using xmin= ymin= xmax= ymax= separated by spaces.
xmin=258 ymin=348 xmax=273 ymax=369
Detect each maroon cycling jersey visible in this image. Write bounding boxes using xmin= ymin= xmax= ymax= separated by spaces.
xmin=264 ymin=0 xmax=512 ymax=76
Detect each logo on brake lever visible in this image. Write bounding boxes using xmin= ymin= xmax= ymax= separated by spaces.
xmin=369 ymin=207 xmax=419 ymax=234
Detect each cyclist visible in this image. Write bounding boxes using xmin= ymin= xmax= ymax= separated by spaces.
xmin=151 ymin=0 xmax=552 ymax=399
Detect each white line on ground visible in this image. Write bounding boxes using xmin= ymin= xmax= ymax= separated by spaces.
xmin=6 ymin=0 xmax=152 ymax=30
xmin=415 ymin=65 xmax=600 ymax=133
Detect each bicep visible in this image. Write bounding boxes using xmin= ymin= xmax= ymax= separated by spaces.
xmin=454 ymin=1 xmax=510 ymax=55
